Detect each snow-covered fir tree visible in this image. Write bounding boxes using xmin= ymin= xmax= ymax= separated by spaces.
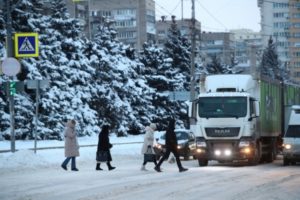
xmin=260 ymin=36 xmax=283 ymax=80
xmin=1 ymin=0 xmax=100 ymax=139
xmin=0 ymin=0 xmax=197 ymax=140
xmin=85 ymin=20 xmax=155 ymax=135
xmin=140 ymin=18 xmax=192 ymax=128
xmin=0 ymin=8 xmax=8 ymax=140
xmin=205 ymin=55 xmax=238 ymax=74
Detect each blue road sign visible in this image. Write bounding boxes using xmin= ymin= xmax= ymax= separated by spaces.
xmin=14 ymin=33 xmax=39 ymax=57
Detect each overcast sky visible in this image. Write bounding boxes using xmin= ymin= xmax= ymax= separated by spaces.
xmin=155 ymin=0 xmax=261 ymax=32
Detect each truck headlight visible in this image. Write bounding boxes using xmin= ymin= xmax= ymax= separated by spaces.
xmin=283 ymin=144 xmax=292 ymax=150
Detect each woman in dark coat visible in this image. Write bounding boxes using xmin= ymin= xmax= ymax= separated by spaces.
xmin=154 ymin=119 xmax=188 ymax=173
xmin=96 ymin=125 xmax=116 ymax=171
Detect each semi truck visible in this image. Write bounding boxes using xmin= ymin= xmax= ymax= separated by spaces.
xmin=188 ymin=74 xmax=300 ymax=166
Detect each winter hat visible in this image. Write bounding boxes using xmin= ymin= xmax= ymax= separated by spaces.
xmin=149 ymin=123 xmax=157 ymax=130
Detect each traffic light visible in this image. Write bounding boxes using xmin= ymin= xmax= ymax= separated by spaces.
xmin=0 ymin=81 xmax=24 ymax=96
xmin=9 ymin=81 xmax=16 ymax=96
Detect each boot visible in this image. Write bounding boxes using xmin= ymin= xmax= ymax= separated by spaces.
xmin=96 ymin=163 xmax=103 ymax=171
xmin=179 ymin=167 xmax=188 ymax=172
xmin=141 ymin=165 xmax=147 ymax=171
xmin=107 ymin=162 xmax=116 ymax=171
xmin=154 ymin=165 xmax=162 ymax=172
xmin=61 ymin=164 xmax=67 ymax=171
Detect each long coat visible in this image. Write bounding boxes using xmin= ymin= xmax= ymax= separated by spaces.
xmin=165 ymin=119 xmax=178 ymax=152
xmin=141 ymin=126 xmax=155 ymax=154
xmin=64 ymin=121 xmax=80 ymax=157
xmin=97 ymin=125 xmax=112 ymax=161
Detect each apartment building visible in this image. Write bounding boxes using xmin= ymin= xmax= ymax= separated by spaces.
xmin=258 ymin=0 xmax=300 ymax=81
xmin=65 ymin=0 xmax=156 ymax=50
xmin=200 ymin=32 xmax=234 ymax=66
xmin=156 ymin=16 xmax=201 ymax=47
xmin=289 ymin=0 xmax=300 ymax=79
xmin=230 ymin=29 xmax=262 ymax=65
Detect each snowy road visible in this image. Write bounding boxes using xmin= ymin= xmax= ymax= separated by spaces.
xmin=0 ymin=143 xmax=300 ymax=200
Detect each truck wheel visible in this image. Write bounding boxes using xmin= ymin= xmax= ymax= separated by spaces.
xmin=266 ymin=141 xmax=277 ymax=163
xmin=283 ymin=157 xmax=289 ymax=166
xmin=249 ymin=143 xmax=261 ymax=165
xmin=198 ymin=159 xmax=208 ymax=167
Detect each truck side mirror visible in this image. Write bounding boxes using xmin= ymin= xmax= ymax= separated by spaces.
xmin=188 ymin=101 xmax=193 ymax=118
xmin=255 ymin=101 xmax=260 ymax=117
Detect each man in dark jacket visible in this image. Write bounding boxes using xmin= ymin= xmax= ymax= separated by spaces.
xmin=154 ymin=119 xmax=188 ymax=172
xmin=96 ymin=125 xmax=116 ymax=171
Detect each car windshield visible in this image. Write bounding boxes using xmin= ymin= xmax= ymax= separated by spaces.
xmin=285 ymin=125 xmax=300 ymax=138
xmin=160 ymin=131 xmax=190 ymax=140
xmin=198 ymin=97 xmax=247 ymax=118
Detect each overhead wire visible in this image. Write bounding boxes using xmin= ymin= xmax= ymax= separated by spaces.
xmin=170 ymin=0 xmax=181 ymax=14
xmin=195 ymin=0 xmax=228 ymax=31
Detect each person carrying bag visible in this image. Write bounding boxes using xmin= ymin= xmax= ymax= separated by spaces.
xmin=96 ymin=125 xmax=115 ymax=171
xmin=141 ymin=123 xmax=158 ymax=171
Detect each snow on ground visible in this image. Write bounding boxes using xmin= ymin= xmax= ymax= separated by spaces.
xmin=0 ymin=135 xmax=300 ymax=200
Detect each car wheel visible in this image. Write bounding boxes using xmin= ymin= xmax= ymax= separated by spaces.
xmin=198 ymin=158 xmax=208 ymax=167
xmin=183 ymin=148 xmax=190 ymax=160
xmin=283 ymin=157 xmax=290 ymax=166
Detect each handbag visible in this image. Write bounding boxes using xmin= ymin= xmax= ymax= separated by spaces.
xmin=144 ymin=146 xmax=156 ymax=162
xmin=96 ymin=150 xmax=108 ymax=162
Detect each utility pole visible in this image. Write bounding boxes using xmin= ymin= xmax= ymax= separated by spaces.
xmin=190 ymin=0 xmax=196 ymax=101
xmin=5 ymin=0 xmax=16 ymax=152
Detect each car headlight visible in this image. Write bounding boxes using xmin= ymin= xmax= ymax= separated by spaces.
xmin=239 ymin=141 xmax=250 ymax=148
xmin=196 ymin=141 xmax=206 ymax=148
xmin=283 ymin=144 xmax=292 ymax=150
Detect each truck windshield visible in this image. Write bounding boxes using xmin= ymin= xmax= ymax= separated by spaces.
xmin=285 ymin=125 xmax=300 ymax=138
xmin=198 ymin=97 xmax=247 ymax=118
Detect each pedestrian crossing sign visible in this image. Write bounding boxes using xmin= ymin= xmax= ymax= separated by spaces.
xmin=14 ymin=33 xmax=39 ymax=57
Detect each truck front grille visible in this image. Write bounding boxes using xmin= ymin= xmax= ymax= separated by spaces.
xmin=205 ymin=127 xmax=240 ymax=137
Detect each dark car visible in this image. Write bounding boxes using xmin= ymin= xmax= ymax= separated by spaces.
xmin=153 ymin=129 xmax=196 ymax=160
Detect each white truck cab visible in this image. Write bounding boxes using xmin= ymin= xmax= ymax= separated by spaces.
xmin=283 ymin=105 xmax=300 ymax=165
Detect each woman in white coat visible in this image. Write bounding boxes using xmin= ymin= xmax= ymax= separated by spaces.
xmin=141 ymin=123 xmax=157 ymax=171
xmin=61 ymin=119 xmax=80 ymax=171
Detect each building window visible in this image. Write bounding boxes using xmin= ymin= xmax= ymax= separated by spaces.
xmin=274 ymin=22 xmax=290 ymax=29
xmin=292 ymin=13 xmax=300 ymax=18
xmin=292 ymin=23 xmax=300 ymax=28
xmin=157 ymin=30 xmax=165 ymax=36
xmin=115 ymin=20 xmax=136 ymax=27
xmin=97 ymin=10 xmax=112 ymax=17
xmin=273 ymin=12 xmax=289 ymax=18
xmin=293 ymin=33 xmax=300 ymax=38
xmin=295 ymin=62 xmax=300 ymax=68
xmin=117 ymin=31 xmax=137 ymax=39
xmin=295 ymin=42 xmax=300 ymax=47
xmin=114 ymin=9 xmax=136 ymax=16
xmin=273 ymin=3 xmax=289 ymax=9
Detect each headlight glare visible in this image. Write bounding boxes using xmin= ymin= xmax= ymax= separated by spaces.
xmin=284 ymin=144 xmax=292 ymax=150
